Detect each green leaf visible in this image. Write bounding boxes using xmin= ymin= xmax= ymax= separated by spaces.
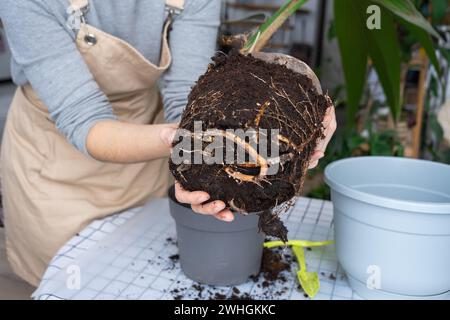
xmin=399 ymin=19 xmax=441 ymax=74
xmin=429 ymin=74 xmax=439 ymax=97
xmin=428 ymin=113 xmax=444 ymax=144
xmin=334 ymin=0 xmax=368 ymax=123
xmin=363 ymin=3 xmax=402 ymax=120
xmin=431 ymin=0 xmax=448 ymax=23
xmin=327 ymin=19 xmax=337 ymax=41
xmin=242 ymin=0 xmax=308 ymax=54
xmin=347 ymin=134 xmax=366 ymax=151
xmin=439 ymin=47 xmax=450 ymax=64
xmin=372 ymin=0 xmax=441 ymax=39
xmin=370 ymin=131 xmax=399 ymax=156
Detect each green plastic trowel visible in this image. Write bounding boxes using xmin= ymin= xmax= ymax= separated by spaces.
xmin=264 ymin=240 xmax=334 ymax=299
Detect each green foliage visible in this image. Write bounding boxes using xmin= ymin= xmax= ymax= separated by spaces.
xmin=430 ymin=0 xmax=449 ymax=24
xmin=426 ymin=113 xmax=450 ymax=163
xmin=237 ymin=0 xmax=447 ymax=200
xmin=372 ymin=0 xmax=441 ymax=37
xmin=398 ymin=18 xmax=441 ymax=73
xmin=241 ymin=0 xmax=440 ymax=127
xmin=306 ymin=125 xmax=404 ymax=200
xmin=242 ymin=0 xmax=308 ymax=54
xmin=334 ymin=0 xmax=440 ymax=126
xmin=334 ymin=1 xmax=370 ymax=124
xmin=307 ymin=183 xmax=331 ymax=200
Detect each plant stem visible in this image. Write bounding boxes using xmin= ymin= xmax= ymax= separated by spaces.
xmin=241 ymin=0 xmax=309 ymax=55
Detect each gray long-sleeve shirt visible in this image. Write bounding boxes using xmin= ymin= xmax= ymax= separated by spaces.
xmin=0 ymin=0 xmax=220 ymax=155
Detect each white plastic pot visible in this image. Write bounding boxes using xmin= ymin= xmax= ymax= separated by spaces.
xmin=325 ymin=156 xmax=450 ymax=299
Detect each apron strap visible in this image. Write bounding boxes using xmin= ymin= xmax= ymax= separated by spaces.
xmin=69 ymin=0 xmax=183 ymax=14
xmin=69 ymin=0 xmax=89 ymax=12
xmin=165 ymin=0 xmax=185 ymax=27
xmin=165 ymin=0 xmax=185 ymax=11
xmin=70 ymin=0 xmax=183 ymax=12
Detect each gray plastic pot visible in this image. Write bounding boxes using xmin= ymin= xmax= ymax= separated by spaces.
xmin=168 ymin=186 xmax=265 ymax=286
xmin=325 ymin=156 xmax=450 ymax=300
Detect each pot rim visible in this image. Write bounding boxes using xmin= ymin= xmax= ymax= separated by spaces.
xmin=324 ymin=156 xmax=450 ymax=215
xmin=168 ymin=185 xmax=262 ymax=232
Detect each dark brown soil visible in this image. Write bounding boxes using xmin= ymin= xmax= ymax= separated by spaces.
xmin=258 ymin=210 xmax=288 ymax=242
xmin=170 ymin=50 xmax=331 ymax=235
xmin=260 ymin=248 xmax=290 ymax=282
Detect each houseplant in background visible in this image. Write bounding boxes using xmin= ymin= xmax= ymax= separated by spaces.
xmin=307 ymin=0 xmax=448 ymax=199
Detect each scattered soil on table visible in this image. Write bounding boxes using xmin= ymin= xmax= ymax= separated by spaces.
xmin=260 ymin=248 xmax=290 ymax=282
xmin=167 ymin=246 xmax=298 ymax=300
xmin=230 ymin=292 xmax=253 ymax=300
xmin=165 ymin=226 xmax=300 ymax=299
xmin=321 ymin=272 xmax=337 ymax=281
xmin=166 ymin=237 xmax=177 ymax=246
xmin=170 ymin=50 xmax=332 ymax=235
xmin=171 ymin=288 xmax=183 ymax=300
xmin=214 ymin=293 xmax=227 ymax=300
xmin=249 ymin=247 xmax=291 ymax=288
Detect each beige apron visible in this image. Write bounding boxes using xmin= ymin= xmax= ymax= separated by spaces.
xmin=0 ymin=0 xmax=184 ymax=286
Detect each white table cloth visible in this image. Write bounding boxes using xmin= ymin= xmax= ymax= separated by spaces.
xmin=32 ymin=197 xmax=363 ymax=300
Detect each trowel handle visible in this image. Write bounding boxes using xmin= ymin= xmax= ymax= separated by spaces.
xmin=263 ymin=240 xmax=334 ymax=249
xmin=292 ymin=245 xmax=307 ymax=271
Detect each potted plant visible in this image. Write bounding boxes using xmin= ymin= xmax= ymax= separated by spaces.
xmin=169 ymin=0 xmax=331 ymax=285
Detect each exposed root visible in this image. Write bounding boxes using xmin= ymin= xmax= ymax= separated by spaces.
xmin=180 ymin=127 xmax=312 ymax=185
xmin=250 ymin=73 xmax=268 ymax=84
xmin=181 ymin=129 xmax=270 ymax=181
xmin=254 ymin=101 xmax=271 ymax=127
xmin=229 ymin=199 xmax=247 ymax=214
xmin=266 ymin=153 xmax=293 ymax=172
xmin=224 ymin=167 xmax=267 ymax=188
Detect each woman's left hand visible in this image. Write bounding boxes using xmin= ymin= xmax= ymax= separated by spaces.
xmin=161 ymin=126 xmax=235 ymax=222
xmin=308 ymin=106 xmax=337 ymax=169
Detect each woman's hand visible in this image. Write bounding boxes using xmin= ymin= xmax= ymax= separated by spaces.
xmin=160 ymin=127 xmax=235 ymax=223
xmin=308 ymin=106 xmax=337 ymax=169
xmin=174 ymin=182 xmax=235 ymax=222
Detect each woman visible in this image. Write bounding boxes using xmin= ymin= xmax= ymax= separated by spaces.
xmin=0 ymin=0 xmax=336 ymax=286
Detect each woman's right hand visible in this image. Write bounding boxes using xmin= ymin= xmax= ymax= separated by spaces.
xmin=174 ymin=182 xmax=235 ymax=222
